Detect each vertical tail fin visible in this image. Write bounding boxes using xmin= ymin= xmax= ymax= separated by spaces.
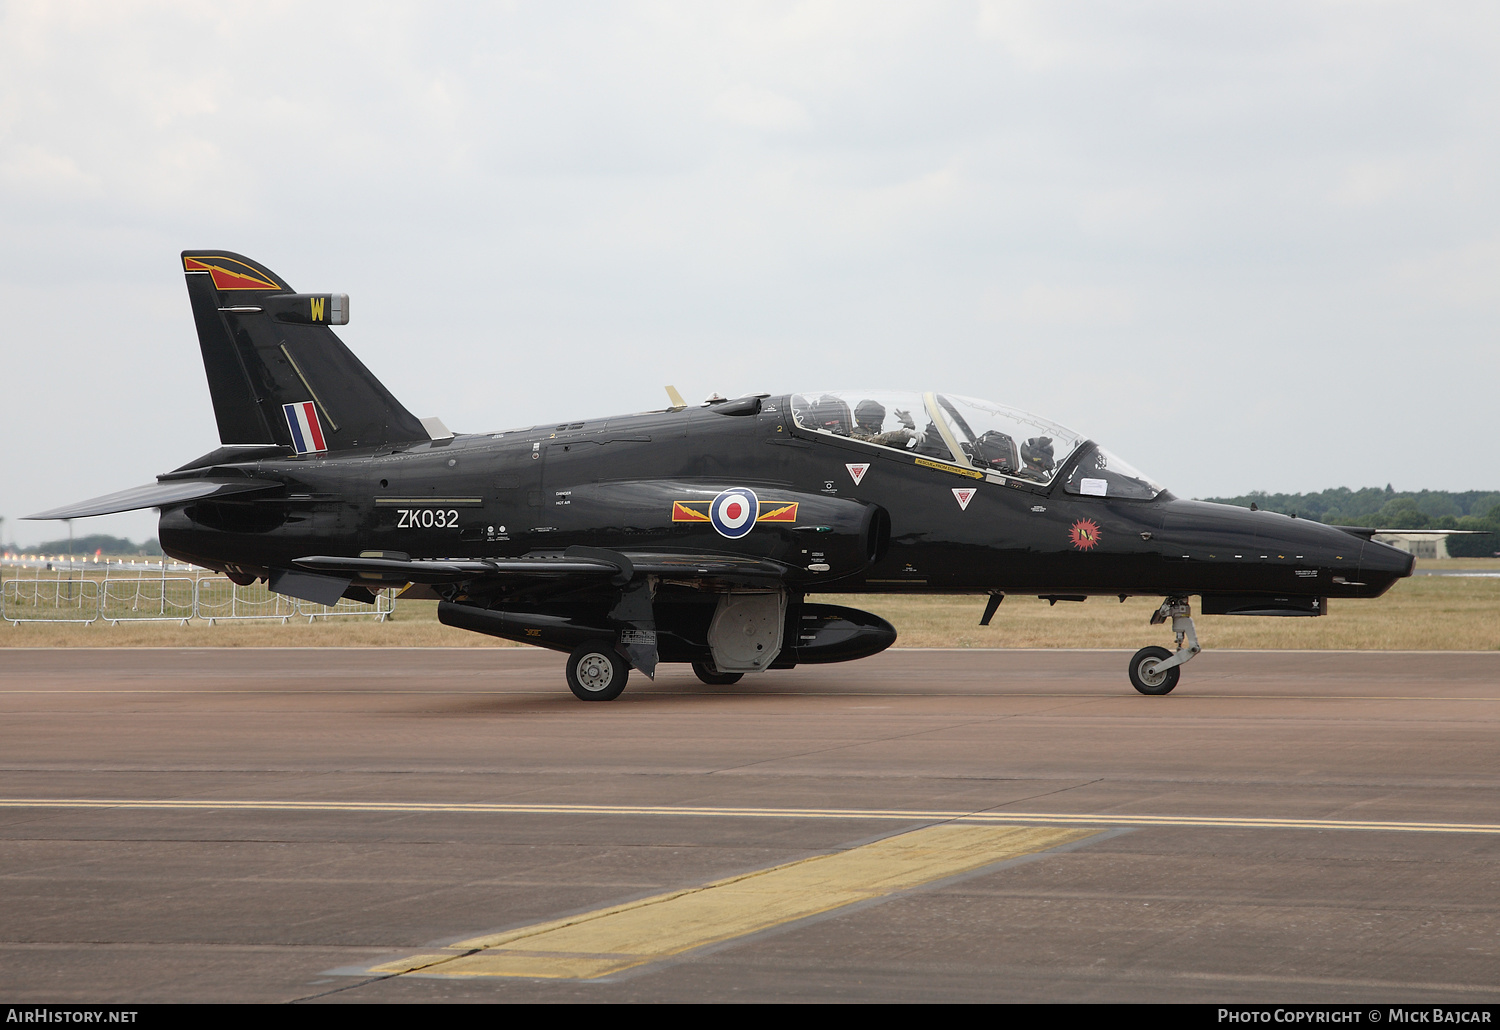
xmin=182 ymin=251 xmax=428 ymax=452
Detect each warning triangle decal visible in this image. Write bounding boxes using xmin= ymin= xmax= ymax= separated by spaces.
xmin=846 ymin=463 xmax=869 ymax=486
xmin=952 ymin=487 xmax=976 ymax=511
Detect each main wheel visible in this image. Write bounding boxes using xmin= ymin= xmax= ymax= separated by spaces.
xmin=692 ymin=660 xmax=743 ymax=686
xmin=1128 ymin=645 xmax=1180 ymax=695
xmin=566 ymin=642 xmax=629 ymax=701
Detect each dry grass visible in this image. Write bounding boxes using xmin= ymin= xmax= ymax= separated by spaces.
xmin=2 ymin=559 xmax=1496 ymax=651
xmin=824 ymin=574 xmax=1500 ymax=651
xmin=0 ymin=599 xmax=502 ymax=649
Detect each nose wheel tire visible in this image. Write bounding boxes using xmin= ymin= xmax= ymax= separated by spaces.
xmin=1128 ymin=645 xmax=1180 ymax=695
xmin=692 ymin=661 xmax=743 ymax=686
xmin=566 ymin=642 xmax=629 ymax=701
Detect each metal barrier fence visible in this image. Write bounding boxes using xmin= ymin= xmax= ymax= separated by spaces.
xmin=2 ymin=570 xmax=101 ymax=624
xmin=192 ymin=576 xmax=299 ymax=625
xmin=100 ymin=573 xmax=198 ymax=625
xmin=1 ymin=564 xmax=392 ymax=625
xmin=303 ymin=586 xmax=394 ymax=622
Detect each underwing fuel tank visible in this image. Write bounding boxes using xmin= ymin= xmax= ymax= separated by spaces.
xmin=435 ymin=599 xmax=897 ymax=668
xmin=791 ymin=604 xmax=897 ymax=664
xmin=436 ymin=602 xmax=610 ymax=655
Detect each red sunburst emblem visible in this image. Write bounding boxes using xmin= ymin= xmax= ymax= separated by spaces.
xmin=1069 ymin=518 xmax=1101 ymax=551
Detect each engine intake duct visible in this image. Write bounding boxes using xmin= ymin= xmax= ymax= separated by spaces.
xmin=791 ymin=604 xmax=897 ymax=664
xmin=438 ymin=602 xmax=614 ymax=653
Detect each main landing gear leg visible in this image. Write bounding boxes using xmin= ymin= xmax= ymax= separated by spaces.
xmin=1128 ymin=596 xmax=1200 ymax=696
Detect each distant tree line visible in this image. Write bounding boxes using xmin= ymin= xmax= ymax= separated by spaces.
xmin=1199 ymin=487 xmax=1500 ymax=557
xmin=5 ymin=534 xmax=163 ymax=557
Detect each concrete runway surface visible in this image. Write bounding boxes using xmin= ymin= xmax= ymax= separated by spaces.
xmin=1 ymin=647 xmax=1497 ymax=1003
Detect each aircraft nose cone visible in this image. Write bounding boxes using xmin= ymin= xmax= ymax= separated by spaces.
xmin=1359 ymin=537 xmax=1416 ymax=582
xmin=1159 ymin=500 xmax=1416 ymax=600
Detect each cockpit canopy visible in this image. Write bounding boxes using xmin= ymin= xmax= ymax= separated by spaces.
xmin=789 ymin=390 xmax=1164 ymax=500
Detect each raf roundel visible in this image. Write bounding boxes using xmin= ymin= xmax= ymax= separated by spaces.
xmin=709 ymin=487 xmax=760 ymax=539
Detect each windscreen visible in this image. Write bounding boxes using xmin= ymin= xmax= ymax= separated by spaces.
xmin=1060 ymin=443 xmax=1164 ymax=500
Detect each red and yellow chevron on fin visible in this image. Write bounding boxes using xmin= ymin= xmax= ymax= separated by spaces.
xmin=184 ymin=255 xmax=280 ymax=291
xmin=756 ymin=502 xmax=799 ymax=523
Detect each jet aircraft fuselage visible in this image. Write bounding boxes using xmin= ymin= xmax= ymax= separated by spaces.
xmin=29 ymin=251 xmax=1415 ymax=700
xmin=159 ymin=399 xmax=1408 ymax=603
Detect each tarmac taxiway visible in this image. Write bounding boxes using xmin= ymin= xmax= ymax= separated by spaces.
xmin=1 ymin=647 xmax=1497 ymax=1003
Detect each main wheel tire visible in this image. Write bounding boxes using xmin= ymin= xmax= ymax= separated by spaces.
xmin=566 ymin=642 xmax=629 ymax=701
xmin=1128 ymin=645 xmax=1180 ymax=695
xmin=692 ymin=660 xmax=743 ymax=686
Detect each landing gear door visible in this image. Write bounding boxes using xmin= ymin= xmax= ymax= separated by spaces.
xmin=707 ymin=590 xmax=787 ymax=673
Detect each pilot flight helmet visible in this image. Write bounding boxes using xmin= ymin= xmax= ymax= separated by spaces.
xmin=1022 ymin=436 xmax=1055 ymax=470
xmin=854 ymin=399 xmax=886 ymax=435
xmin=810 ymin=395 xmax=851 ymax=436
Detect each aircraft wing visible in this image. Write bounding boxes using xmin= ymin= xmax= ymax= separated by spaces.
xmin=293 ymin=546 xmax=789 ymax=585
xmin=26 ymin=478 xmax=282 ymax=520
xmin=610 ymin=551 xmax=790 ymax=581
xmin=294 ymin=553 xmax=623 ymax=584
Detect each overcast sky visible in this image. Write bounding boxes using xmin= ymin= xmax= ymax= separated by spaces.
xmin=3 ymin=1 xmax=1497 ymax=547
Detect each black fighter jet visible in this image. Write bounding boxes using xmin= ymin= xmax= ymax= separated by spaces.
xmin=29 ymin=251 xmax=1415 ymax=699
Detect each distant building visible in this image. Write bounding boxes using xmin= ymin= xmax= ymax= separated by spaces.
xmin=1372 ymin=533 xmax=1448 ymax=560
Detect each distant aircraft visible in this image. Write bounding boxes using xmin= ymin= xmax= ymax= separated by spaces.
xmin=29 ymin=251 xmax=1415 ymax=699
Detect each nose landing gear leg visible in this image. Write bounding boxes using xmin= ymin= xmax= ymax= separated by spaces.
xmin=1128 ymin=596 xmax=1200 ymax=695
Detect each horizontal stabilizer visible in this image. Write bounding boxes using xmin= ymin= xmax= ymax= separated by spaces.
xmin=26 ymin=478 xmax=281 ymax=520
xmin=174 ymin=443 xmax=293 ymax=472
xmin=1335 ymin=525 xmax=1491 ymax=539
xmin=1372 ymin=528 xmax=1491 ymax=536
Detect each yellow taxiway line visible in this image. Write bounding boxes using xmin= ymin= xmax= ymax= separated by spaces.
xmin=1 ymin=798 xmax=1498 ymax=835
xmin=368 ymin=824 xmax=1095 ymax=980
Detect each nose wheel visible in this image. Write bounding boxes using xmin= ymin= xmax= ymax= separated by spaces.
xmin=1128 ymin=645 xmax=1180 ymax=695
xmin=1129 ymin=597 xmax=1200 ymax=695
